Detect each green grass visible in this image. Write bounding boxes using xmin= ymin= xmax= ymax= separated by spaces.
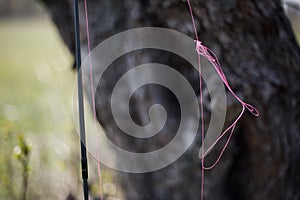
xmin=0 ymin=16 xmax=76 ymax=199
xmin=0 ymin=17 xmax=74 ymax=132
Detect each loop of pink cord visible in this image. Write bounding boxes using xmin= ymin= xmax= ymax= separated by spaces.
xmin=196 ymin=41 xmax=259 ymax=169
xmin=186 ymin=0 xmax=259 ymax=199
xmin=187 ymin=0 xmax=259 ymax=170
xmin=83 ymin=0 xmax=103 ymax=199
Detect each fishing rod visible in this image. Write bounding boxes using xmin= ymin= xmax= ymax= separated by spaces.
xmin=74 ymin=0 xmax=89 ymax=199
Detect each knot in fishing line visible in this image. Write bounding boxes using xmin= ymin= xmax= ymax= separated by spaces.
xmin=195 ymin=40 xmax=215 ymax=61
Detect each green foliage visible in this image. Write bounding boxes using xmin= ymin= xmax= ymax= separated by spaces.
xmin=14 ymin=134 xmax=31 ymax=159
xmin=0 ymin=123 xmax=17 ymax=200
xmin=13 ymin=134 xmax=31 ymax=200
xmin=0 ymin=17 xmax=75 ymax=199
xmin=14 ymin=134 xmax=31 ymax=173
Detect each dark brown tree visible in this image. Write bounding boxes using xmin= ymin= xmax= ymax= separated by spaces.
xmin=40 ymin=0 xmax=300 ymax=199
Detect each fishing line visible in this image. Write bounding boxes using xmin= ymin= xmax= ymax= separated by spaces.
xmin=83 ymin=0 xmax=104 ymax=199
xmin=186 ymin=0 xmax=259 ymax=199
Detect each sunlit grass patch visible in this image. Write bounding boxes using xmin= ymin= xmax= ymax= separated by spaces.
xmin=0 ymin=16 xmax=76 ymax=199
xmin=0 ymin=17 xmax=73 ymax=131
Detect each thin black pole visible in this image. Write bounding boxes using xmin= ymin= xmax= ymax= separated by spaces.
xmin=74 ymin=0 xmax=89 ymax=199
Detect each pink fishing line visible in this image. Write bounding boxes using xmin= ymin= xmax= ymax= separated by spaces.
xmin=186 ymin=0 xmax=259 ymax=199
xmin=83 ymin=0 xmax=103 ymax=199
xmin=83 ymin=1 xmax=259 ymax=199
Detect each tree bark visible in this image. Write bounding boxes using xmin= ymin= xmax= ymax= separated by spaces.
xmin=40 ymin=0 xmax=300 ymax=199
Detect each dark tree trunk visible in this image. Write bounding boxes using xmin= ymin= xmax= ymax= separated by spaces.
xmin=40 ymin=0 xmax=300 ymax=199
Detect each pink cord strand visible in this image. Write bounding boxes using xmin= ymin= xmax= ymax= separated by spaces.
xmin=83 ymin=0 xmax=103 ymax=199
xmin=186 ymin=0 xmax=259 ymax=199
xmin=186 ymin=1 xmax=206 ymax=199
xmin=83 ymin=1 xmax=259 ymax=199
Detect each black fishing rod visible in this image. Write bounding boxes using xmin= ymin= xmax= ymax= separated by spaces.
xmin=74 ymin=0 xmax=89 ymax=199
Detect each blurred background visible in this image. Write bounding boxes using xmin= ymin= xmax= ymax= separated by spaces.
xmin=0 ymin=0 xmax=122 ymax=199
xmin=0 ymin=0 xmax=299 ymax=200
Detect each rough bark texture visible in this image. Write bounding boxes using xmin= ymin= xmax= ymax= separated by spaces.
xmin=40 ymin=0 xmax=300 ymax=199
